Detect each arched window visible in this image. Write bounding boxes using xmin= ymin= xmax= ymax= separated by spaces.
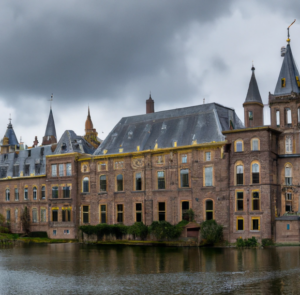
xmin=205 ymin=200 xmax=213 ymax=220
xmin=83 ymin=177 xmax=89 ymax=193
xmin=33 ymin=187 xmax=37 ymax=200
xmin=276 ymin=110 xmax=280 ymax=127
xmin=251 ymin=138 xmax=260 ymax=151
xmin=236 ymin=165 xmax=243 ymax=185
xmin=100 ymin=175 xmax=107 ymax=192
xmin=252 ymin=163 xmax=260 ymax=184
xmin=286 ymin=136 xmax=292 ymax=153
xmin=235 ymin=140 xmax=243 ymax=152
xmin=116 ymin=174 xmax=123 ymax=191
xmin=5 ymin=189 xmax=10 ymax=201
xmin=285 ymin=164 xmax=292 ymax=185
xmin=252 ymin=191 xmax=260 ymax=211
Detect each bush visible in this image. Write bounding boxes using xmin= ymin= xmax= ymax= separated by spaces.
xmin=0 ymin=214 xmax=5 ymax=224
xmin=149 ymin=221 xmax=182 ymax=240
xmin=236 ymin=237 xmax=258 ymax=248
xmin=128 ymin=222 xmax=148 ymax=240
xmin=262 ymin=238 xmax=274 ymax=247
xmin=28 ymin=232 xmax=48 ymax=238
xmin=200 ymin=220 xmax=223 ymax=245
xmin=0 ymin=226 xmax=9 ymax=233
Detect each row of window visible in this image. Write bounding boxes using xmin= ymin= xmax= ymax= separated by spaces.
xmin=236 ymin=217 xmax=260 ymax=231
xmin=236 ymin=190 xmax=261 ymax=211
xmin=274 ymin=107 xmax=300 ymax=127
xmin=235 ymin=162 xmax=260 ymax=185
xmin=82 ymin=167 xmax=214 ymax=193
xmin=235 ymin=138 xmax=260 ymax=152
xmin=51 ymin=163 xmax=72 ymax=177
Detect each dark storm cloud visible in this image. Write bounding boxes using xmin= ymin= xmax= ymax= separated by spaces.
xmin=0 ymin=0 xmax=236 ymax=107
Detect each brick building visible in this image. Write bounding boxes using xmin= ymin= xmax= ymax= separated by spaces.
xmin=1 ymin=33 xmax=300 ymax=243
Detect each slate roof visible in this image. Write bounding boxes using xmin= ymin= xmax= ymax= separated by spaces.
xmin=245 ymin=67 xmax=263 ymax=104
xmin=44 ymin=109 xmax=57 ymax=139
xmin=54 ymin=130 xmax=96 ymax=155
xmin=275 ymin=216 xmax=300 ymax=221
xmin=94 ymin=103 xmax=244 ymax=156
xmin=274 ymin=43 xmax=300 ymax=96
xmin=3 ymin=122 xmax=19 ymax=146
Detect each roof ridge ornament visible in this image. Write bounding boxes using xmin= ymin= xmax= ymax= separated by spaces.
xmin=287 ymin=19 xmax=296 ymax=43
xmin=48 ymin=93 xmax=53 ymax=110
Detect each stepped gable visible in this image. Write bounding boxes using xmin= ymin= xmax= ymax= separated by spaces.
xmin=94 ymin=103 xmax=244 ymax=156
xmin=54 ymin=130 xmax=95 ymax=155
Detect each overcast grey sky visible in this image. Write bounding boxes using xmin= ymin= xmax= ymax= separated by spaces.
xmin=0 ymin=0 xmax=299 ymax=146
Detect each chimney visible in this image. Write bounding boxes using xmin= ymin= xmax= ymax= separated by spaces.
xmin=33 ymin=136 xmax=39 ymax=147
xmin=146 ymin=93 xmax=154 ymax=114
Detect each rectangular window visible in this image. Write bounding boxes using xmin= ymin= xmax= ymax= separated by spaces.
xmin=100 ymin=205 xmax=106 ymax=223
xmin=62 ymin=209 xmax=71 ymax=222
xmin=236 ymin=165 xmax=243 ymax=185
xmin=53 ymin=230 xmax=57 ymax=236
xmin=157 ymin=171 xmax=165 ymax=189
xmin=15 ymin=188 xmax=19 ymax=201
xmin=117 ymin=204 xmax=123 ymax=223
xmin=181 ymin=201 xmax=189 ymax=221
xmin=66 ymin=163 xmax=72 ymax=176
xmin=252 ymin=218 xmax=260 ymax=230
xmin=52 ymin=186 xmax=58 ymax=198
xmin=180 ymin=169 xmax=189 ymax=188
xmin=158 ymin=202 xmax=166 ymax=221
xmin=135 ymin=172 xmax=142 ymax=190
xmin=205 ymin=152 xmax=211 ymax=161
xmin=252 ymin=172 xmax=259 ymax=184
xmin=51 ymin=165 xmax=57 ymax=177
xmin=52 ymin=210 xmax=58 ymax=222
xmin=100 ymin=175 xmax=107 ymax=192
xmin=33 ymin=188 xmax=37 ymax=200
xmin=63 ymin=186 xmax=70 ymax=198
xmin=181 ymin=155 xmax=187 ymax=163
xmin=287 ymin=224 xmax=290 ymax=230
xmin=116 ymin=175 xmax=123 ymax=191
xmin=32 ymin=208 xmax=38 ymax=223
xmin=15 ymin=209 xmax=18 ymax=223
xmin=285 ymin=177 xmax=292 ymax=185
xmin=237 ymin=218 xmax=244 ymax=230
xmin=13 ymin=165 xmax=19 ymax=177
xmin=6 ymin=210 xmax=10 ymax=222
xmin=136 ymin=203 xmax=142 ymax=222
xmin=237 ymin=192 xmax=244 ymax=211
xmin=41 ymin=209 xmax=46 ymax=222
xmin=64 ymin=229 xmax=70 ymax=234
xmin=205 ymin=167 xmax=213 ymax=187
xmin=248 ymin=111 xmax=253 ymax=120
xmin=252 ymin=192 xmax=260 ymax=210
xmin=5 ymin=189 xmax=10 ymax=201
xmin=24 ymin=165 xmax=30 ymax=176
xmin=252 ymin=140 xmax=259 ymax=151
xmin=35 ymin=164 xmax=41 ymax=175
xmin=276 ymin=110 xmax=280 ymax=127
xmin=24 ymin=188 xmax=28 ymax=200
xmin=286 ymin=193 xmax=292 ymax=200
xmin=236 ymin=141 xmax=243 ymax=152
xmin=83 ymin=206 xmax=89 ymax=224
xmin=286 ymin=204 xmax=292 ymax=212
xmin=59 ymin=164 xmax=64 ymax=176
xmin=41 ymin=186 xmax=46 ymax=199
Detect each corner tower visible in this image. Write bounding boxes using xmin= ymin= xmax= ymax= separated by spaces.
xmin=42 ymin=107 xmax=57 ymax=145
xmin=0 ymin=118 xmax=19 ymax=153
xmin=243 ymin=66 xmax=264 ymax=127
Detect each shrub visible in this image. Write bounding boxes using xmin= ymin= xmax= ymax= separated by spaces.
xmin=21 ymin=207 xmax=30 ymax=235
xmin=187 ymin=209 xmax=195 ymax=222
xmin=200 ymin=220 xmax=223 ymax=245
xmin=262 ymin=238 xmax=274 ymax=247
xmin=28 ymin=232 xmax=48 ymax=238
xmin=236 ymin=238 xmax=245 ymax=248
xmin=0 ymin=226 xmax=9 ymax=233
xmin=236 ymin=237 xmax=258 ymax=248
xmin=149 ymin=221 xmax=182 ymax=240
xmin=128 ymin=222 xmax=148 ymax=240
xmin=0 ymin=214 xmax=5 ymax=224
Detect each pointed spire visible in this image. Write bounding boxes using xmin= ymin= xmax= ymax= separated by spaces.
xmin=42 ymin=107 xmax=57 ymax=145
xmin=245 ymin=65 xmax=263 ymax=104
xmin=3 ymin=116 xmax=18 ymax=146
xmin=85 ymin=106 xmax=94 ymax=131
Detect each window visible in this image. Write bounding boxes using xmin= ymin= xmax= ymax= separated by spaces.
xmin=181 ymin=201 xmax=189 ymax=221
xmin=205 ymin=167 xmax=213 ymax=186
xmin=157 ymin=171 xmax=165 ymax=189
xmin=5 ymin=189 xmax=10 ymax=201
xmin=276 ymin=110 xmax=280 ymax=127
xmin=24 ymin=188 xmax=28 ymax=200
xmin=252 ymin=217 xmax=260 ymax=230
xmin=252 ymin=163 xmax=260 ymax=184
xmin=287 ymin=224 xmax=290 ymax=230
xmin=205 ymin=152 xmax=211 ymax=161
xmin=135 ymin=172 xmax=142 ymax=190
xmin=64 ymin=229 xmax=70 ymax=234
xmin=285 ymin=165 xmax=292 ymax=185
xmin=41 ymin=209 xmax=46 ymax=222
xmin=116 ymin=174 xmax=123 ymax=191
xmin=35 ymin=164 xmax=41 ymax=175
xmin=181 ymin=155 xmax=187 ymax=163
xmin=286 ymin=193 xmax=292 ymax=200
xmin=252 ymin=139 xmax=259 ymax=151
xmin=83 ymin=206 xmax=89 ymax=223
xmin=298 ymin=108 xmax=300 ymax=123
xmin=136 ymin=203 xmax=142 ymax=222
xmin=252 ymin=191 xmax=260 ymax=211
xmin=100 ymin=175 xmax=107 ymax=192
xmin=41 ymin=186 xmax=45 ymax=199
xmin=52 ymin=186 xmax=58 ymax=198
xmin=235 ymin=140 xmax=243 ymax=152
xmin=53 ymin=230 xmax=57 ymax=236
xmin=6 ymin=210 xmax=10 ymax=222
xmin=24 ymin=165 xmax=30 ymax=176
xmin=28 ymin=150 xmax=31 ymax=157
xmin=286 ymin=203 xmax=292 ymax=212
xmin=52 ymin=165 xmax=57 ymax=177
xmin=66 ymin=163 xmax=72 ymax=176
xmin=206 ymin=200 xmax=213 ymax=220
xmin=52 ymin=209 xmax=58 ymax=222
xmin=236 ymin=192 xmax=244 ymax=211
xmin=117 ymin=204 xmax=123 ymax=223
xmin=286 ymin=136 xmax=292 ymax=153
xmin=100 ymin=205 xmax=107 ymax=223
xmin=59 ymin=164 xmax=64 ymax=176
xmin=248 ymin=111 xmax=253 ymax=120
xmin=33 ymin=187 xmax=37 ymax=200
xmin=13 ymin=165 xmax=19 ymax=177
xmin=15 ymin=209 xmax=18 ymax=223
xmin=281 ymin=78 xmax=286 ymax=87
xmin=236 ymin=165 xmax=243 ymax=185
xmin=63 ymin=186 xmax=70 ymax=198
xmin=237 ymin=218 xmax=244 ymax=230
xmin=180 ymin=169 xmax=189 ymax=188
xmin=83 ymin=177 xmax=89 ymax=193
xmin=32 ymin=208 xmax=38 ymax=223
xmin=158 ymin=202 xmax=166 ymax=221
xmin=15 ymin=188 xmax=19 ymax=201
xmin=286 ymin=108 xmax=292 ymax=126
xmin=99 ymin=162 xmax=107 ymax=171
xmin=62 ymin=208 xmax=71 ymax=222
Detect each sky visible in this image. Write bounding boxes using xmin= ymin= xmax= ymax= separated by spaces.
xmin=0 ymin=0 xmax=299 ymax=146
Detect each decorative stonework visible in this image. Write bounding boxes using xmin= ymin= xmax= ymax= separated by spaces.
xmin=156 ymin=155 xmax=164 ymax=165
xmin=114 ymin=160 xmax=124 ymax=170
xmin=81 ymin=162 xmax=89 ymax=173
xmin=132 ymin=157 xmax=144 ymax=169
xmin=98 ymin=161 xmax=108 ymax=171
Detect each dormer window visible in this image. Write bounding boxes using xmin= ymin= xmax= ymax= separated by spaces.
xmin=28 ymin=150 xmax=31 ymax=157
xmin=128 ymin=131 xmax=133 ymax=139
xmin=281 ymin=78 xmax=286 ymax=88
xmin=40 ymin=147 xmax=44 ymax=156
xmin=62 ymin=143 xmax=67 ymax=151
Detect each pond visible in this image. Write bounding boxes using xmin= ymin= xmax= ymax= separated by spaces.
xmin=0 ymin=244 xmax=300 ymax=294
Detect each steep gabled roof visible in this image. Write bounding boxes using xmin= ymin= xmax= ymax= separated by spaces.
xmin=94 ymin=103 xmax=244 ymax=156
xmin=245 ymin=67 xmax=263 ymax=104
xmin=44 ymin=109 xmax=57 ymax=139
xmin=274 ymin=43 xmax=300 ymax=95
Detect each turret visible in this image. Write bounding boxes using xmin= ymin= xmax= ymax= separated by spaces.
xmin=42 ymin=108 xmax=57 ymax=145
xmin=146 ymin=93 xmax=154 ymax=114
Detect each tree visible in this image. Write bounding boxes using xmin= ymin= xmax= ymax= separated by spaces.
xmin=21 ymin=206 xmax=30 ymax=235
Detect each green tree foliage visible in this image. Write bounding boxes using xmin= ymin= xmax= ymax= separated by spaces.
xmin=200 ymin=220 xmax=223 ymax=245
xmin=236 ymin=237 xmax=258 ymax=248
xmin=128 ymin=222 xmax=148 ymax=240
xmin=21 ymin=207 xmax=31 ymax=235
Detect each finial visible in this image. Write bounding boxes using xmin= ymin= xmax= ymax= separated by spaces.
xmin=149 ymin=91 xmax=152 ymax=99
xmin=88 ymin=105 xmax=90 ymax=117
xmin=251 ymin=61 xmax=255 ymax=71
xmin=48 ymin=93 xmax=53 ymax=109
xmin=9 ymin=113 xmax=11 ymax=124
xmin=287 ymin=19 xmax=296 ymax=43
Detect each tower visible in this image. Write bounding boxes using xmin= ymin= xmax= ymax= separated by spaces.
xmin=146 ymin=93 xmax=154 ymax=114
xmin=42 ymin=107 xmax=57 ymax=146
xmin=84 ymin=107 xmax=100 ymax=148
xmin=0 ymin=117 xmax=19 ymax=154
xmin=243 ymin=66 xmax=264 ymax=127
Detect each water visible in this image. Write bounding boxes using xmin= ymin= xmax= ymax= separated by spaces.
xmin=0 ymin=244 xmax=300 ymax=294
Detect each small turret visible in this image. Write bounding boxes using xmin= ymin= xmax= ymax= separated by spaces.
xmin=146 ymin=93 xmax=154 ymax=114
xmin=42 ymin=99 xmax=57 ymax=145
xmin=84 ymin=106 xmax=101 ymax=148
